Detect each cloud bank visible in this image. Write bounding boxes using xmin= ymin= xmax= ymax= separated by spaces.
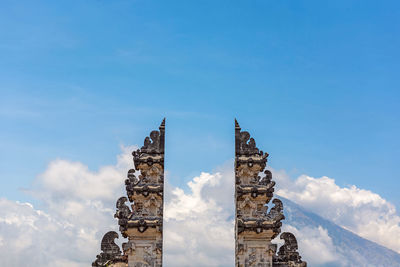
xmin=273 ymin=170 xmax=400 ymax=254
xmin=0 ymin=147 xmax=399 ymax=266
xmin=164 ymin=168 xmax=235 ymax=267
xmin=0 ymin=146 xmax=134 ymax=267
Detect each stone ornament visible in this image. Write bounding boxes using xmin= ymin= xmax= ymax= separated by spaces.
xmin=93 ymin=119 xmax=165 ymax=267
xmin=235 ymin=119 xmax=306 ymax=267
xmin=92 ymin=231 xmax=126 ymax=267
xmin=93 ymin=119 xmax=307 ymax=266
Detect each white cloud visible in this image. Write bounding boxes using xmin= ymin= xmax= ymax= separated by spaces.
xmin=0 ymin=146 xmax=135 ymax=267
xmin=164 ymin=168 xmax=235 ymax=267
xmin=0 ymin=147 xmax=399 ymax=266
xmin=0 ymin=198 xmax=88 ymax=266
xmin=0 ymin=148 xmax=236 ymax=267
xmin=282 ymin=224 xmax=341 ymax=266
xmin=273 ymin=169 xmax=400 ymax=253
xmin=163 ymin=166 xmax=346 ymax=267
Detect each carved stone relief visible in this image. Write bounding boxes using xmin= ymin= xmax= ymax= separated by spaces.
xmin=93 ymin=119 xmax=307 ymax=267
xmin=93 ymin=119 xmax=165 ymax=267
xmin=235 ymin=119 xmax=306 ymax=267
xmin=92 ymin=231 xmax=126 ymax=267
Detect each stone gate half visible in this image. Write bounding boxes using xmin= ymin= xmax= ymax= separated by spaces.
xmin=93 ymin=119 xmax=165 ymax=267
xmin=235 ymin=119 xmax=306 ymax=267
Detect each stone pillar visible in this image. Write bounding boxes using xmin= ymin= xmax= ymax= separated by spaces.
xmin=234 ymin=120 xmax=306 ymax=267
xmin=118 ymin=119 xmax=165 ymax=267
xmin=93 ymin=119 xmax=165 ymax=267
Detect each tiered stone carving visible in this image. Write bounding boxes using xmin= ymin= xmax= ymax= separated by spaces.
xmin=93 ymin=119 xmax=307 ymax=266
xmin=93 ymin=119 xmax=165 ymax=267
xmin=121 ymin=119 xmax=164 ymax=267
xmin=235 ymin=119 xmax=306 ymax=267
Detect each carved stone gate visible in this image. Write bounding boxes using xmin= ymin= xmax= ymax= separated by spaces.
xmin=235 ymin=120 xmax=306 ymax=267
xmin=92 ymin=119 xmax=306 ymax=267
xmin=93 ymin=119 xmax=164 ymax=267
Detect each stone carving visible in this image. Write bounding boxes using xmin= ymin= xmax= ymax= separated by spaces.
xmin=274 ymin=232 xmax=307 ymax=266
xmin=115 ymin=196 xmax=132 ymax=237
xmin=115 ymin=197 xmax=132 ymax=220
xmin=235 ymin=120 xmax=261 ymax=156
xmin=92 ymin=119 xmax=307 ymax=267
xmin=235 ymin=119 xmax=306 ymax=267
xmin=266 ymin=199 xmax=285 ymax=222
xmin=126 ymin=169 xmax=139 ymax=186
xmin=93 ymin=119 xmax=165 ymax=267
xmin=125 ymin=120 xmax=165 ymax=202
xmin=259 ymin=170 xmax=274 ymax=186
xmin=92 ymin=231 xmax=126 ymax=267
xmin=122 ymin=119 xmax=165 ymax=267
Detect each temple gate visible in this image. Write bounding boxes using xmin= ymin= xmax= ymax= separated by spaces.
xmin=92 ymin=119 xmax=307 ymax=267
xmin=235 ymin=119 xmax=306 ymax=267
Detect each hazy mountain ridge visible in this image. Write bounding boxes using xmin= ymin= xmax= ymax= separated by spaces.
xmin=280 ymin=197 xmax=400 ymax=267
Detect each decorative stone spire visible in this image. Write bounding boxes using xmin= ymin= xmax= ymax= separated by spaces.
xmin=93 ymin=119 xmax=165 ymax=267
xmin=234 ymin=119 xmax=306 ymax=267
xmin=120 ymin=119 xmax=165 ymax=267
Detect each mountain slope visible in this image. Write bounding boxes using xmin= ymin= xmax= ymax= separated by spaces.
xmin=280 ymin=197 xmax=400 ymax=267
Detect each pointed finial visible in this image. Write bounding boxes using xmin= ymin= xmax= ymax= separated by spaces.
xmin=235 ymin=118 xmax=241 ymax=130
xmin=159 ymin=118 xmax=165 ymax=153
xmin=159 ymin=118 xmax=165 ymax=130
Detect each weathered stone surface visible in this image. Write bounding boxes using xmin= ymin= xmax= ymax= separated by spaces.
xmin=121 ymin=119 xmax=165 ymax=267
xmin=92 ymin=231 xmax=127 ymax=267
xmin=93 ymin=119 xmax=165 ymax=267
xmin=235 ymin=119 xmax=306 ymax=267
xmin=93 ymin=119 xmax=308 ymax=267
xmin=274 ymin=232 xmax=306 ymax=266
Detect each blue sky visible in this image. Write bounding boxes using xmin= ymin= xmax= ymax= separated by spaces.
xmin=1 ymin=0 xmax=399 ymax=210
